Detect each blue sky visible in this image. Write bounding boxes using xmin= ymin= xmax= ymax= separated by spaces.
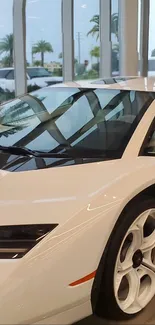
xmin=0 ymin=0 xmax=154 ymax=65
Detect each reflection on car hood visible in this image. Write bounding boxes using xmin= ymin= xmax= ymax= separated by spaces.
xmin=0 ymin=158 xmax=127 ymax=226
xmin=0 ymin=157 xmax=151 ymax=226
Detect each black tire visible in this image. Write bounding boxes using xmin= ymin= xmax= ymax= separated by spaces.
xmin=92 ymin=195 xmax=155 ymax=322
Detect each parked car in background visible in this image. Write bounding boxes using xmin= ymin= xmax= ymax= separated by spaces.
xmin=0 ymin=67 xmax=63 ymax=92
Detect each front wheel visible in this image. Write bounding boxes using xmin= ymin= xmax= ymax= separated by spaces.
xmin=94 ymin=196 xmax=155 ymax=321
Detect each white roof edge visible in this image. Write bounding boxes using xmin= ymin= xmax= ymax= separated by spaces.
xmin=52 ymin=76 xmax=155 ymax=92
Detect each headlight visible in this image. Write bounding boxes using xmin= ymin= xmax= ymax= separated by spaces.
xmin=0 ymin=224 xmax=58 ymax=259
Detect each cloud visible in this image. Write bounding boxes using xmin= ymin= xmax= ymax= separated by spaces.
xmin=81 ymin=4 xmax=87 ymax=9
xmin=27 ymin=0 xmax=40 ymax=3
xmin=28 ymin=16 xmax=41 ymax=19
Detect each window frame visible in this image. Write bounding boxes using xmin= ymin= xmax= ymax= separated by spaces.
xmin=139 ymin=118 xmax=155 ymax=156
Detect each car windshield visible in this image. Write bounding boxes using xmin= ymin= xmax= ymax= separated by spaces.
xmin=0 ymin=87 xmax=153 ymax=161
xmin=27 ymin=68 xmax=52 ymax=78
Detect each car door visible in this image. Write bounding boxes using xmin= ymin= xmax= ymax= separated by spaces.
xmin=3 ymin=70 xmax=15 ymax=92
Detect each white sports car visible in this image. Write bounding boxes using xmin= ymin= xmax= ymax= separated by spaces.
xmin=1 ymin=77 xmax=155 ymax=324
xmin=0 ymin=67 xmax=63 ymax=92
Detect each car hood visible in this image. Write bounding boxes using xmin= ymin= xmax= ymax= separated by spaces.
xmin=0 ymin=79 xmax=15 ymax=92
xmin=0 ymin=157 xmax=150 ymax=226
xmin=0 ymin=77 xmax=63 ymax=93
xmin=27 ymin=77 xmax=63 ymax=89
xmin=32 ymin=76 xmax=63 ymax=81
xmin=30 ymin=76 xmax=63 ymax=85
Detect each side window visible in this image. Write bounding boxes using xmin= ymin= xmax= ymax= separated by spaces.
xmin=6 ymin=70 xmax=14 ymax=80
xmin=143 ymin=125 xmax=155 ymax=155
xmin=95 ymin=89 xmax=147 ymax=123
xmin=0 ymin=70 xmax=8 ymax=78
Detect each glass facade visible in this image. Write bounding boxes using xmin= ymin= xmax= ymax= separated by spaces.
xmin=0 ymin=0 xmax=154 ymax=105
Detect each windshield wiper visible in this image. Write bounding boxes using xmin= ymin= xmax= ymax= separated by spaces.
xmin=0 ymin=145 xmax=72 ymax=158
xmin=0 ymin=145 xmax=107 ymax=159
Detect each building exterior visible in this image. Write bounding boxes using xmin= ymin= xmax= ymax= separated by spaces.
xmin=0 ymin=0 xmax=152 ymax=100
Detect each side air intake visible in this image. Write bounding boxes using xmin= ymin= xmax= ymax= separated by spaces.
xmin=0 ymin=224 xmax=58 ymax=259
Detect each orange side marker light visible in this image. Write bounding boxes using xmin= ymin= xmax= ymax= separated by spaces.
xmin=69 ymin=270 xmax=96 ymax=287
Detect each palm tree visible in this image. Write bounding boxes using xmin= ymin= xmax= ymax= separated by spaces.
xmin=90 ymin=46 xmax=100 ymax=63
xmin=87 ymin=13 xmax=119 ymax=41
xmin=32 ymin=40 xmax=53 ymax=67
xmin=0 ymin=97 xmax=33 ymax=138
xmin=111 ymin=13 xmax=119 ymax=41
xmin=33 ymin=60 xmax=42 ymax=67
xmin=0 ymin=99 xmax=32 ymax=125
xmin=1 ymin=55 xmax=12 ymax=67
xmin=0 ymin=34 xmax=14 ymax=67
xmin=87 ymin=15 xmax=100 ymax=41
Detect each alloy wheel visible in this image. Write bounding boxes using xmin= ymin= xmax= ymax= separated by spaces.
xmin=114 ymin=209 xmax=155 ymax=314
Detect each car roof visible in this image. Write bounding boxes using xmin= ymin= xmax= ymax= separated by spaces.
xmin=1 ymin=72 xmax=155 ymax=92
xmin=0 ymin=67 xmax=45 ymax=71
xmin=52 ymin=77 xmax=155 ymax=92
xmin=27 ymin=67 xmax=46 ymax=69
xmin=0 ymin=67 xmax=14 ymax=71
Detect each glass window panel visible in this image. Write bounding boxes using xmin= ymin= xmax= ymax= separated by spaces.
xmin=0 ymin=99 xmax=41 ymax=146
xmin=26 ymin=0 xmax=63 ymax=92
xmin=130 ymin=91 xmax=136 ymax=102
xmin=72 ymin=125 xmax=97 ymax=147
xmin=32 ymin=87 xmax=80 ymax=114
xmin=6 ymin=70 xmax=14 ymax=80
xmin=105 ymin=102 xmax=124 ymax=121
xmin=0 ymin=88 xmax=151 ymax=160
xmin=111 ymin=0 xmax=119 ymax=76
xmin=144 ymin=128 xmax=155 ymax=155
xmin=26 ymin=131 xmax=59 ymax=152
xmin=74 ymin=0 xmax=100 ymax=80
xmin=14 ymin=159 xmax=37 ymax=172
xmin=148 ymin=0 xmax=155 ymax=77
xmin=56 ymin=95 xmax=94 ymax=139
xmin=0 ymin=70 xmax=9 ymax=78
xmin=0 ymin=0 xmax=15 ymax=104
xmin=95 ymin=89 xmax=120 ymax=108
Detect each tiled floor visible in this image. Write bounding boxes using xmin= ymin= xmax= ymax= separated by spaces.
xmin=74 ymin=297 xmax=155 ymax=325
xmin=74 ymin=314 xmax=155 ymax=325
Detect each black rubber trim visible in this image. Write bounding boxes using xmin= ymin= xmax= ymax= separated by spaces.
xmin=139 ymin=117 xmax=155 ymax=156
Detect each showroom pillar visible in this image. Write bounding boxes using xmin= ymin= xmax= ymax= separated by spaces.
xmin=13 ymin=0 xmax=27 ymax=96
xmin=140 ymin=0 xmax=150 ymax=77
xmin=62 ymin=0 xmax=74 ymax=81
xmin=119 ymin=0 xmax=139 ymax=76
xmin=100 ymin=0 xmax=112 ymax=78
